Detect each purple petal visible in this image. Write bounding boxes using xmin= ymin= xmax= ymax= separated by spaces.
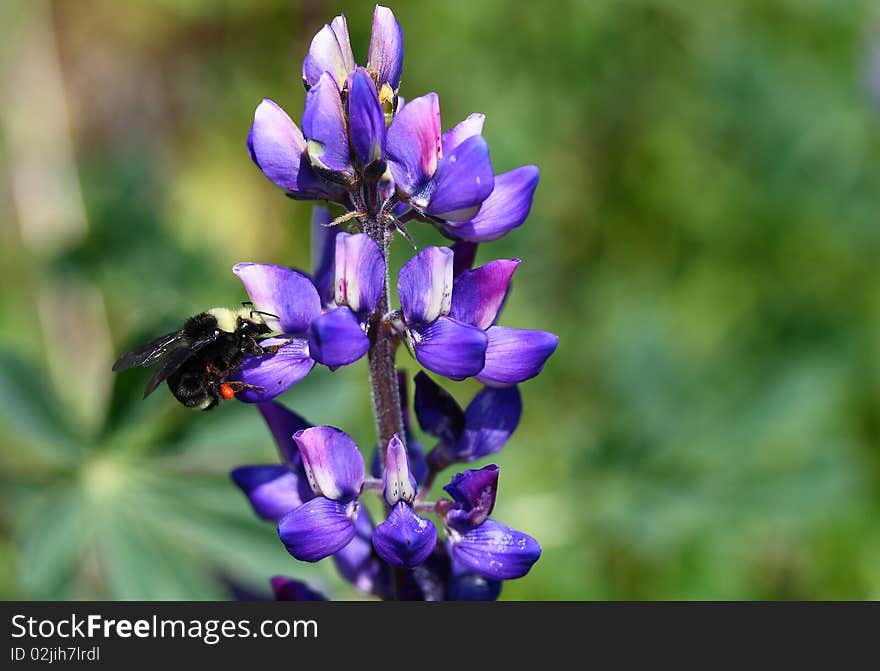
xmin=398 ymin=246 xmax=453 ymax=325
xmin=335 ymin=232 xmax=385 ymax=316
xmin=248 ymin=99 xmax=335 ymax=199
xmin=476 ymin=327 xmax=559 ymax=386
xmin=333 ymin=507 xmax=392 ymax=598
xmin=386 ymin=93 xmax=441 ymax=195
xmin=232 ymin=337 xmax=315 ymax=402
xmin=383 ymin=434 xmax=417 ymax=505
xmin=443 ymin=165 xmax=540 ymax=242
xmin=307 ymin=306 xmax=369 ymax=368
xmin=418 ymin=135 xmax=494 ymax=222
xmin=412 ymin=316 xmax=487 ymax=381
xmin=347 ymin=67 xmax=386 ymax=167
xmin=441 ymin=113 xmax=485 ymax=156
xmin=302 ymin=15 xmax=355 ymax=90
xmin=270 ymin=576 xmax=326 ymax=601
xmin=372 ymin=502 xmax=438 ymax=568
xmin=311 ymin=206 xmax=338 ymax=307
xmin=256 ymin=401 xmax=311 ymax=466
xmin=448 ymin=558 xmax=503 ymax=601
xmin=367 ymin=5 xmax=404 ymax=92
xmin=449 ymin=519 xmax=541 ymax=580
xmin=443 ymin=465 xmax=499 ymax=529
xmin=302 ymin=73 xmax=353 ymax=179
xmin=449 ymin=259 xmax=519 ymax=330
xmin=458 ymin=385 xmax=522 ymax=460
xmin=294 ymin=425 xmax=365 ymax=501
xmin=451 ymin=241 xmax=479 ymax=277
xmin=413 ymin=371 xmax=465 ymax=444
xmin=232 ymin=263 xmax=321 ymax=334
xmin=230 ymin=465 xmax=310 ymax=521
xmin=278 ymin=497 xmax=358 ymax=562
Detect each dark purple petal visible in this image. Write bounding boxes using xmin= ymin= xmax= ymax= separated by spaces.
xmin=443 ymin=465 xmax=499 ymax=528
xmin=333 ymin=507 xmax=391 ymax=598
xmin=230 ymin=465 xmax=309 ymax=521
xmin=372 ymin=501 xmax=438 ymax=568
xmin=441 ymin=113 xmax=485 ymax=156
xmin=302 ymin=72 xmax=353 ymax=179
xmin=232 ymin=337 xmax=315 ymax=402
xmin=442 ymin=165 xmax=539 ymax=242
xmin=347 ymin=67 xmax=386 ymax=166
xmin=413 ymin=371 xmax=464 ymax=443
xmin=412 ymin=316 xmax=487 ymax=381
xmin=278 ymin=497 xmax=358 ymax=562
xmin=270 ymin=576 xmax=327 ymax=601
xmin=398 ymin=246 xmax=453 ymax=325
xmin=302 ymin=14 xmax=355 ymax=90
xmin=367 ymin=5 xmax=404 ymax=92
xmin=294 ymin=425 xmax=365 ymax=501
xmin=451 ymin=241 xmax=479 ymax=277
xmin=386 ymin=93 xmax=441 ymax=196
xmin=248 ymin=99 xmax=335 ymax=199
xmin=335 ymin=232 xmax=385 ymax=316
xmin=418 ymin=135 xmax=494 ymax=222
xmin=449 ymin=519 xmax=541 ymax=580
xmin=449 ymin=259 xmax=519 ymax=330
xmin=448 ymin=558 xmax=502 ymax=601
xmin=256 ymin=401 xmax=311 ymax=466
xmin=232 ymin=263 xmax=321 ymax=334
xmin=476 ymin=326 xmax=559 ymax=386
xmin=383 ymin=434 xmax=417 ymax=505
xmin=307 ymin=306 xmax=369 ymax=368
xmin=311 ymin=206 xmax=338 ymax=307
xmin=458 ymin=385 xmax=522 ymax=460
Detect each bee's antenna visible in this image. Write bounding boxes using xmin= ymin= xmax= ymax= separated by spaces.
xmin=250 ymin=309 xmax=279 ymax=320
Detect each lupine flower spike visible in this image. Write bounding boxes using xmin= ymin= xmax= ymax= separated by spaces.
xmin=222 ymin=4 xmax=556 ymax=600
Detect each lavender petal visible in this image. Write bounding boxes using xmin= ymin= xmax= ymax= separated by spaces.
xmin=278 ymin=497 xmax=358 ymax=563
xmin=372 ymin=501 xmax=438 ymax=568
xmin=476 ymin=326 xmax=559 ymax=386
xmin=307 ymin=306 xmax=369 ymax=368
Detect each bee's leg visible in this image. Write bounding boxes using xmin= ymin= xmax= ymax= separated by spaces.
xmin=256 ymin=338 xmax=294 ymax=356
xmin=224 ymin=380 xmax=265 ymax=393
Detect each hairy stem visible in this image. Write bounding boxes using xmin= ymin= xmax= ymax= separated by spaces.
xmin=363 ymin=207 xmax=408 ymax=601
xmin=363 ymin=213 xmax=405 ymax=471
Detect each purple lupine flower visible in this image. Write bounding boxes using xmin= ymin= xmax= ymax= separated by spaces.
xmin=372 ymin=434 xmax=438 ymax=568
xmin=271 ymin=576 xmax=327 ymax=601
xmin=302 ymin=6 xmax=403 ymax=107
xmin=397 ymin=245 xmax=558 ymax=383
xmin=413 ymin=371 xmax=521 ymax=470
xmin=397 ymin=246 xmax=487 ymax=380
xmin=278 ymin=426 xmax=365 ymax=562
xmin=251 ymin=6 xmax=403 ymax=202
xmin=438 ymin=465 xmax=541 ymax=580
xmin=231 ymin=223 xmax=384 ymax=400
xmin=309 ymin=231 xmax=385 ymax=367
xmin=387 ymin=96 xmax=540 ymax=242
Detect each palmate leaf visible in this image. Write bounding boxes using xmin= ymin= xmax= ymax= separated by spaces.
xmin=16 ymin=486 xmax=89 ymax=599
xmin=0 ymin=351 xmax=83 ymax=467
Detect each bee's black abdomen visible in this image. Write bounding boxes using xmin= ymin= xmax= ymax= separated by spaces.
xmin=167 ymin=362 xmax=219 ymax=411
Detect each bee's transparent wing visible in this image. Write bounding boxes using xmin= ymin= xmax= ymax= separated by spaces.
xmin=112 ymin=329 xmax=186 ymax=371
xmin=142 ymin=339 xmax=213 ymax=399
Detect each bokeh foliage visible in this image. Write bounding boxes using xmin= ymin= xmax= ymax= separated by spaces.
xmin=2 ymin=0 xmax=880 ymax=599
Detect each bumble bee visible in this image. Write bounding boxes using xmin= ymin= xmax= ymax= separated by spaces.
xmin=112 ymin=305 xmax=279 ymax=410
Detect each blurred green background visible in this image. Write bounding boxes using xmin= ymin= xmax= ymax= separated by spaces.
xmin=2 ymin=0 xmax=880 ymax=600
